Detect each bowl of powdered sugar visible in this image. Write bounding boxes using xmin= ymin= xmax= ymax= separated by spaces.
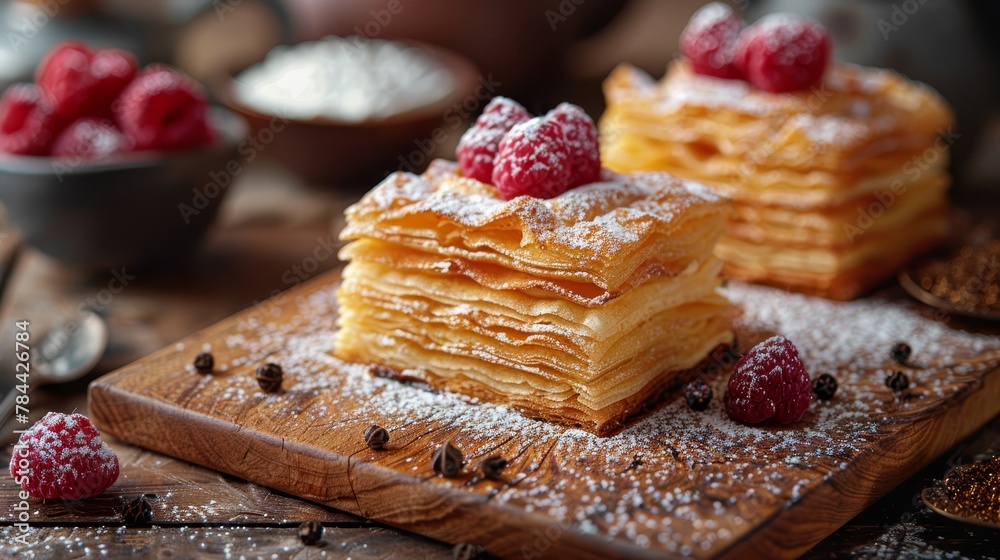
xmin=216 ymin=36 xmax=480 ymax=184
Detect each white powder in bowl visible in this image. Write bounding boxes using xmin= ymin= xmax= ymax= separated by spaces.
xmin=234 ymin=36 xmax=456 ymax=123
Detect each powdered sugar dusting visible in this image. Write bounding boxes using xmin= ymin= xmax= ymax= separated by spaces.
xmin=151 ymin=278 xmax=1000 ymax=557
xmin=617 ymin=59 xmax=944 ymax=155
xmin=342 ymin=160 xmax=728 ymax=289
xmin=684 ymin=3 xmax=740 ymax=39
xmin=12 ymin=412 xmax=119 ymax=500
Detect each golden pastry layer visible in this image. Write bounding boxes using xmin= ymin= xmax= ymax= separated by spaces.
xmin=335 ymin=160 xmax=734 ymax=435
xmin=600 ymin=61 xmax=954 ymax=300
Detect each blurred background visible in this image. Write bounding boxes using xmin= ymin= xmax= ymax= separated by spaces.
xmin=1 ymin=0 xmax=999 ymax=189
xmin=0 ymin=0 xmax=997 ymax=366
xmin=0 ymin=2 xmax=999 ymax=557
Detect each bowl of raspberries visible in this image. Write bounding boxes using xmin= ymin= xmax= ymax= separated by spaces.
xmin=0 ymin=41 xmax=248 ymax=268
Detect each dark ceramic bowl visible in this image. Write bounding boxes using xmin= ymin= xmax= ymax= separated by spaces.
xmin=0 ymin=108 xmax=248 ymax=268
xmin=213 ymin=43 xmax=480 ymax=185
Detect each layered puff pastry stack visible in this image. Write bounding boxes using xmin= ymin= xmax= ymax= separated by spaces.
xmin=600 ymin=61 xmax=954 ymax=300
xmin=335 ymin=160 xmax=734 ymax=435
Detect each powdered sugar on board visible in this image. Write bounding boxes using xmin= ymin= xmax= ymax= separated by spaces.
xmin=153 ymin=280 xmax=999 ymax=557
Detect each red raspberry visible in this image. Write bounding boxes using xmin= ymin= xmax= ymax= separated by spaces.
xmin=87 ymin=48 xmax=139 ymax=118
xmin=681 ymin=2 xmax=745 ymax=79
xmin=491 ymin=116 xmax=573 ymax=200
xmin=52 ymin=117 xmax=130 ymax=160
xmin=36 ymin=41 xmax=96 ymax=122
xmin=9 ymin=412 xmax=120 ymax=500
xmin=547 ymin=103 xmax=601 ymax=186
xmin=735 ymin=14 xmax=831 ymax=93
xmin=0 ymin=83 xmax=57 ymax=155
xmin=457 ymin=96 xmax=531 ymax=183
xmin=115 ymin=65 xmax=214 ymax=151
xmin=37 ymin=42 xmax=139 ymax=122
xmin=724 ymin=336 xmax=812 ymax=424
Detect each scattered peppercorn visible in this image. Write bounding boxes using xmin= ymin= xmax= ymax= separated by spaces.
xmin=368 ymin=364 xmax=395 ymax=378
xmin=891 ymin=342 xmax=912 ymax=364
xmin=623 ymin=454 xmax=643 ymax=472
xmin=364 ymin=425 xmax=389 ymax=450
xmin=121 ymin=495 xmax=152 ymax=525
xmin=886 ymin=370 xmax=910 ymax=392
xmin=432 ymin=441 xmax=464 ymax=477
xmin=298 ymin=521 xmax=324 ymax=546
xmin=477 ymin=455 xmax=508 ymax=480
xmin=194 ymin=352 xmax=214 ymax=373
xmin=812 ymin=374 xmax=838 ymax=400
xmin=684 ymin=379 xmax=713 ymax=411
xmin=255 ymin=363 xmax=283 ymax=392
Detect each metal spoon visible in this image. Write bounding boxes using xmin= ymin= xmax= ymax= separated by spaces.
xmin=0 ymin=310 xmax=109 ymax=427
xmin=920 ymin=465 xmax=1000 ymax=530
xmin=899 ymin=257 xmax=1000 ymax=322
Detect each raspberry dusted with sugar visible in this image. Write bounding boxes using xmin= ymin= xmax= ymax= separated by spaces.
xmin=724 ymin=336 xmax=812 ymax=424
xmin=457 ymin=96 xmax=531 ymax=183
xmin=548 ymin=102 xmax=601 ymax=186
xmin=735 ymin=13 xmax=831 ymax=93
xmin=115 ymin=64 xmax=214 ymax=151
xmin=681 ymin=2 xmax=745 ymax=79
xmin=491 ymin=116 xmax=573 ymax=200
xmin=52 ymin=117 xmax=131 ymax=160
xmin=0 ymin=83 xmax=57 ymax=155
xmin=9 ymin=412 xmax=120 ymax=500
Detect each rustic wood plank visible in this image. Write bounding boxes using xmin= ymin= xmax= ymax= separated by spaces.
xmin=0 ymin=228 xmax=20 ymax=303
xmin=0 ymin=524 xmax=451 ymax=559
xmin=0 ymin=437 xmax=360 ymax=525
xmin=803 ymin=417 xmax=1000 ymax=559
xmin=86 ymin=269 xmax=1000 ymax=559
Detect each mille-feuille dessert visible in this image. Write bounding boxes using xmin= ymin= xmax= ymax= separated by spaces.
xmin=600 ymin=4 xmax=954 ymax=300
xmin=335 ymin=98 xmax=733 ymax=435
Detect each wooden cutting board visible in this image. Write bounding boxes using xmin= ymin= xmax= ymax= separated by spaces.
xmin=89 ymin=269 xmax=1000 ymax=559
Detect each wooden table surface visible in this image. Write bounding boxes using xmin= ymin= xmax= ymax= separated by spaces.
xmin=0 ymin=166 xmax=998 ymax=559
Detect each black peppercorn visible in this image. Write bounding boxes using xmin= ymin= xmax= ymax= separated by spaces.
xmin=298 ymin=521 xmax=323 ymax=546
xmin=886 ymin=370 xmax=910 ymax=392
xmin=812 ymin=374 xmax=838 ymax=400
xmin=477 ymin=455 xmax=508 ymax=480
xmin=891 ymin=342 xmax=912 ymax=365
xmin=255 ymin=363 xmax=283 ymax=392
xmin=121 ymin=496 xmax=152 ymax=525
xmin=193 ymin=352 xmax=214 ymax=373
xmin=684 ymin=379 xmax=713 ymax=411
xmin=364 ymin=425 xmax=390 ymax=450
xmin=432 ymin=441 xmax=464 ymax=477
